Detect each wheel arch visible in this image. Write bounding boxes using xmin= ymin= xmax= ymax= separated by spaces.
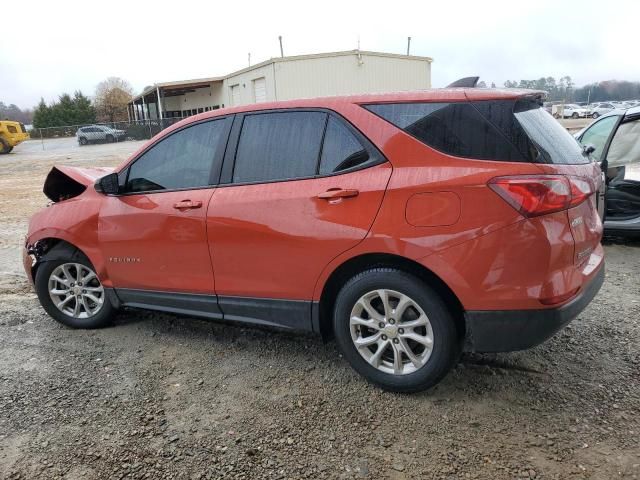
xmin=31 ymin=238 xmax=91 ymax=279
xmin=316 ymin=252 xmax=465 ymax=341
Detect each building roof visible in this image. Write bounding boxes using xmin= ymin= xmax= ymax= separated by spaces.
xmin=131 ymin=50 xmax=434 ymax=102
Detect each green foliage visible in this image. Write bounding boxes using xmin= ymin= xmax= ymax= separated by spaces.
xmin=573 ymin=81 xmax=640 ymax=103
xmin=32 ymin=91 xmax=96 ymax=129
xmin=503 ymin=76 xmax=574 ymax=101
xmin=502 ymin=77 xmax=640 ymax=103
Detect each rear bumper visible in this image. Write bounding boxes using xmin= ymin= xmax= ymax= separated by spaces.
xmin=463 ymin=264 xmax=605 ymax=353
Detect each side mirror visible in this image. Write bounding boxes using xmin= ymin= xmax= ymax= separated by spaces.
xmin=583 ymin=144 xmax=596 ymax=155
xmin=95 ymin=172 xmax=120 ymax=195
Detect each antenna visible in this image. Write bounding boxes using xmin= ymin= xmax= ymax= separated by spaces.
xmin=357 ymin=34 xmax=360 ymax=50
xmin=407 ymin=36 xmax=411 ymax=56
xmin=278 ymin=36 xmax=284 ymax=58
xmin=248 ymin=52 xmax=251 ymax=67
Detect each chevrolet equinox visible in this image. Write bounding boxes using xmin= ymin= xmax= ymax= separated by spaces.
xmin=24 ymin=87 xmax=605 ymax=392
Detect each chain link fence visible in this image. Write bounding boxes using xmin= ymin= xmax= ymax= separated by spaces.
xmin=30 ymin=117 xmax=188 ymax=150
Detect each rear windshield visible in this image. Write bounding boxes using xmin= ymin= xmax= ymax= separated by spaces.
xmin=364 ymin=99 xmax=589 ymax=165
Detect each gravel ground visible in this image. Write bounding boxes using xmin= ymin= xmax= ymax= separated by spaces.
xmin=0 ymin=139 xmax=639 ymax=480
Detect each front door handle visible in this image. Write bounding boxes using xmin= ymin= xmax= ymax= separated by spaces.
xmin=173 ymin=200 xmax=203 ymax=210
xmin=317 ymin=188 xmax=360 ymax=200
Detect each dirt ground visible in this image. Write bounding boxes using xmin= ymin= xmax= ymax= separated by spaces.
xmin=0 ymin=139 xmax=639 ymax=480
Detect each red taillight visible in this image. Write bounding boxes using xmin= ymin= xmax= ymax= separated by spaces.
xmin=488 ymin=175 xmax=594 ymax=217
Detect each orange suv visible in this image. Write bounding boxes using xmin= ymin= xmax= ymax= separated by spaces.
xmin=24 ymin=86 xmax=604 ymax=392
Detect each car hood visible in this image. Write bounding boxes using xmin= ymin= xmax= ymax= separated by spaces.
xmin=43 ymin=165 xmax=114 ymax=202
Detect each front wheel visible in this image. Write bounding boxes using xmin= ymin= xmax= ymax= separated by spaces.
xmin=333 ymin=268 xmax=459 ymax=393
xmin=0 ymin=138 xmax=10 ymax=154
xmin=592 ymin=112 xmax=600 ymax=119
xmin=35 ymin=258 xmax=115 ymax=328
xmin=572 ymin=112 xmax=579 ymax=119
xmin=79 ymin=136 xmax=88 ymax=146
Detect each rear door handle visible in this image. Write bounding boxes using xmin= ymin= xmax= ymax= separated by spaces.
xmin=173 ymin=200 xmax=203 ymax=210
xmin=317 ymin=188 xmax=359 ymax=200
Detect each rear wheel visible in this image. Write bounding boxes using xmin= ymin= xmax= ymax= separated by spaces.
xmin=106 ymin=134 xmax=114 ymax=143
xmin=333 ymin=268 xmax=459 ymax=392
xmin=572 ymin=112 xmax=579 ymax=119
xmin=35 ymin=257 xmax=114 ymax=329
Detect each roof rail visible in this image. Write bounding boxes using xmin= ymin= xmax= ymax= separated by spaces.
xmin=446 ymin=76 xmax=480 ymax=88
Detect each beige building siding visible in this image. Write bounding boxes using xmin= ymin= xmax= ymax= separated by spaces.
xmin=223 ymin=64 xmax=277 ymax=106
xmin=129 ymin=50 xmax=432 ymax=118
xmin=273 ymin=53 xmax=431 ymax=101
xmin=162 ymin=83 xmax=224 ymax=113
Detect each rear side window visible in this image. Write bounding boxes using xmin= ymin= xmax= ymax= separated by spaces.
xmin=233 ymin=111 xmax=326 ymax=183
xmin=319 ymin=117 xmax=370 ymax=174
xmin=365 ymin=100 xmax=589 ymax=164
xmin=365 ymin=102 xmax=526 ymax=162
xmin=126 ymin=119 xmax=226 ymax=192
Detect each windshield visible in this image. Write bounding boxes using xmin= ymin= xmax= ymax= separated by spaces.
xmin=514 ymin=100 xmax=589 ymax=164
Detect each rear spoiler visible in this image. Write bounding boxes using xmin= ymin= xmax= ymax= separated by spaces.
xmin=446 ymin=76 xmax=480 ymax=88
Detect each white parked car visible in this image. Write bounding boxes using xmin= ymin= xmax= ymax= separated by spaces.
xmin=590 ymin=102 xmax=617 ymax=118
xmin=552 ymin=104 xmax=590 ymax=119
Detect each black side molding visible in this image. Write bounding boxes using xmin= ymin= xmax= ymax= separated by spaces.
xmin=116 ymin=289 xmax=223 ymax=320
xmin=446 ymin=76 xmax=480 ymax=88
xmin=113 ymin=288 xmax=314 ymax=331
xmin=463 ymin=265 xmax=605 ymax=353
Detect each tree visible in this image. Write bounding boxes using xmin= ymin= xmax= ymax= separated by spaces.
xmin=0 ymin=102 xmax=33 ymax=124
xmin=31 ymin=92 xmax=96 ymax=129
xmin=94 ymin=77 xmax=133 ymax=122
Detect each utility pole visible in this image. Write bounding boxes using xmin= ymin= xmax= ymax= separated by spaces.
xmin=407 ymin=36 xmax=411 ymax=56
xmin=278 ymin=36 xmax=284 ymax=58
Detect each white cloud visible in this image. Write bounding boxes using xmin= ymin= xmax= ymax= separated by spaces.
xmin=2 ymin=0 xmax=638 ymax=108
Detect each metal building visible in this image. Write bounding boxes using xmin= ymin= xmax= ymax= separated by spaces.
xmin=127 ymin=50 xmax=432 ymax=121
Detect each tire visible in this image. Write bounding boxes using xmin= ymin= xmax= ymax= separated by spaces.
xmin=332 ymin=268 xmax=459 ymax=393
xmin=0 ymin=137 xmax=9 ymax=154
xmin=7 ymin=146 xmax=13 ymax=153
xmin=106 ymin=134 xmax=114 ymax=143
xmin=35 ymin=254 xmax=115 ymax=329
xmin=79 ymin=136 xmax=88 ymax=146
xmin=572 ymin=112 xmax=579 ymax=119
xmin=592 ymin=112 xmax=600 ymax=119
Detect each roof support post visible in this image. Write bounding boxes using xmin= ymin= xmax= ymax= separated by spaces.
xmin=141 ymin=95 xmax=147 ymax=121
xmin=157 ymin=86 xmax=163 ymax=120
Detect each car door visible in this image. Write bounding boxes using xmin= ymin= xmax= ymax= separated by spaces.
xmin=206 ymin=110 xmax=392 ymax=329
xmin=600 ymin=113 xmax=640 ymax=224
xmin=99 ymin=116 xmax=232 ymax=300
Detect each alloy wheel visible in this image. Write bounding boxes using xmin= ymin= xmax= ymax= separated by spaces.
xmin=349 ymin=289 xmax=434 ymax=375
xmin=48 ymin=263 xmax=105 ymax=318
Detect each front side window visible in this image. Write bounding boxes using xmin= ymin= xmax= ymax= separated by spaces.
xmin=579 ymin=115 xmax=620 ymax=161
xmin=319 ymin=117 xmax=370 ymax=174
xmin=126 ymin=119 xmax=226 ymax=192
xmin=233 ymin=111 xmax=326 ymax=183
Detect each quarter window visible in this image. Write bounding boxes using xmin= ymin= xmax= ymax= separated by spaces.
xmin=365 ymin=102 xmax=527 ymax=162
xmin=126 ymin=119 xmax=226 ymax=192
xmin=233 ymin=111 xmax=326 ymax=183
xmin=319 ymin=117 xmax=370 ymax=174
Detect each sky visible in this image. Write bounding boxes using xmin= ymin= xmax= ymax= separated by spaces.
xmin=2 ymin=0 xmax=638 ymax=109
